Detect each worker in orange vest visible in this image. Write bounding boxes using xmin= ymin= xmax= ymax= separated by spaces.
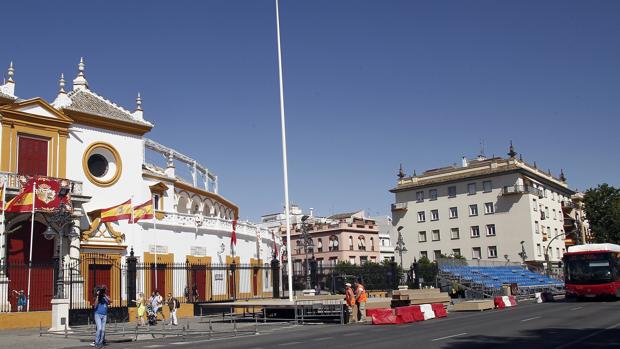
xmin=354 ymin=281 xmax=367 ymax=322
xmin=344 ymin=283 xmax=356 ymax=323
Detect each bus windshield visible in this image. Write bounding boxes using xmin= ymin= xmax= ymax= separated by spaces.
xmin=565 ymin=253 xmax=614 ymax=284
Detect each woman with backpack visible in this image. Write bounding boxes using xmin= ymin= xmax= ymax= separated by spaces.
xmin=166 ymin=292 xmax=180 ymax=326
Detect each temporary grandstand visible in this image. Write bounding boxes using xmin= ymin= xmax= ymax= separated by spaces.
xmin=437 ymin=259 xmax=564 ymax=299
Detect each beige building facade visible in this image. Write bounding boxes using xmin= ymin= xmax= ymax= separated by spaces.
xmin=390 ymin=148 xmax=575 ymax=269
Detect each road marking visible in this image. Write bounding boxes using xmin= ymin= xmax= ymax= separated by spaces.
xmin=554 ymin=322 xmax=620 ymax=349
xmin=144 ymin=346 xmax=166 ymax=348
xmin=431 ymin=333 xmax=468 ymax=342
xmin=343 ymin=333 xmax=357 ymax=337
xmin=278 ymin=341 xmax=303 ymax=346
xmin=570 ymin=306 xmax=584 ymax=311
xmin=521 ymin=316 xmax=541 ymax=322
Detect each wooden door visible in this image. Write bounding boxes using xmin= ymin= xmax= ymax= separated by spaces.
xmin=17 ymin=136 xmax=48 ymax=176
xmin=150 ymin=264 xmax=166 ymax=295
xmin=190 ymin=267 xmax=206 ymax=302
xmin=252 ymin=268 xmax=259 ymax=297
xmin=88 ymin=264 xmax=112 ymax=304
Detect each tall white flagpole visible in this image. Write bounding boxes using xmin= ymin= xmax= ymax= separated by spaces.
xmin=152 ymin=197 xmax=158 ymax=290
xmin=26 ymin=181 xmax=36 ymax=312
xmin=274 ymin=0 xmax=294 ymax=301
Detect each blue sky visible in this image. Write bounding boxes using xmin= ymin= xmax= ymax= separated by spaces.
xmin=3 ymin=1 xmax=620 ymax=221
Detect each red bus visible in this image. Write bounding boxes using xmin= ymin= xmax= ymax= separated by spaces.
xmin=563 ymin=243 xmax=620 ymax=299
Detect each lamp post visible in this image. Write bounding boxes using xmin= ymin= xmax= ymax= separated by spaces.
xmin=544 ymin=231 xmax=574 ymax=277
xmin=300 ymin=215 xmax=314 ymax=290
xmin=394 ymin=226 xmax=407 ymax=268
xmin=41 ymin=202 xmax=77 ymax=299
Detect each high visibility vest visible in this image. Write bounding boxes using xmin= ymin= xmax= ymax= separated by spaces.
xmin=356 ymin=285 xmax=367 ymax=302
xmin=345 ymin=288 xmax=355 ymax=306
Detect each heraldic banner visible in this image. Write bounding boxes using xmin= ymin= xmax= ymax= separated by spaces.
xmin=4 ymin=177 xmax=70 ymax=213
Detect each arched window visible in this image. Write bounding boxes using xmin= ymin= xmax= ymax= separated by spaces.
xmin=358 ymin=236 xmax=366 ymax=251
xmin=329 ymin=235 xmax=339 ymax=251
xmin=317 ymin=238 xmax=323 ymax=253
xmin=177 ymin=195 xmax=189 ymax=214
xmin=369 ymin=237 xmax=374 ymax=251
xmin=349 ymin=236 xmax=354 ymax=251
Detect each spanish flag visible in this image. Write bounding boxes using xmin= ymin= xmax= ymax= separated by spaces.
xmin=132 ymin=199 xmax=154 ymax=223
xmin=4 ymin=180 xmax=35 ymax=213
xmin=100 ymin=199 xmax=132 ymax=223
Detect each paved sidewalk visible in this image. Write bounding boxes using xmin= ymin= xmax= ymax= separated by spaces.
xmin=0 ymin=328 xmax=85 ymax=349
xmin=0 ymin=314 xmax=300 ymax=349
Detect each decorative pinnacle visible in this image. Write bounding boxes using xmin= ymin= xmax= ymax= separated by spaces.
xmin=136 ymin=92 xmax=142 ymax=111
xmin=73 ymin=57 xmax=89 ymax=90
xmin=397 ymin=163 xmax=405 ymax=179
xmin=59 ymin=73 xmax=66 ymax=93
xmin=559 ymin=169 xmax=567 ymax=182
xmin=508 ymin=140 xmax=517 ymax=158
xmin=7 ymin=61 xmax=14 ymax=82
xmin=78 ymin=57 xmax=85 ymax=75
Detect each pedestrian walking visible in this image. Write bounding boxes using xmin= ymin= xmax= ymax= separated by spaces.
xmin=133 ymin=292 xmax=147 ymax=326
xmin=344 ymin=283 xmax=356 ymax=323
xmin=92 ymin=286 xmax=111 ymax=349
xmin=12 ymin=290 xmax=27 ymax=312
xmin=153 ymin=290 xmax=165 ymax=321
xmin=354 ymin=281 xmax=367 ymax=322
xmin=166 ymin=292 xmax=180 ymax=325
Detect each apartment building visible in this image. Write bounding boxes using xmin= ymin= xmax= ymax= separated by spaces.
xmin=390 ymin=145 xmax=575 ymax=269
xmin=260 ymin=207 xmax=381 ymax=269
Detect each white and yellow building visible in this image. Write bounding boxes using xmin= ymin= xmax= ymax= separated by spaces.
xmin=0 ymin=59 xmax=281 ymax=318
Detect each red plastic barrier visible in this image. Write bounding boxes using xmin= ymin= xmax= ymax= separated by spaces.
xmin=398 ymin=312 xmax=416 ymax=323
xmin=431 ymin=303 xmax=447 ymax=318
xmin=367 ymin=308 xmax=394 ymax=318
xmin=494 ymin=296 xmax=506 ymax=309
xmin=395 ymin=305 xmax=424 ymax=321
xmin=372 ymin=313 xmax=404 ymax=325
xmin=509 ymin=296 xmax=517 ymax=306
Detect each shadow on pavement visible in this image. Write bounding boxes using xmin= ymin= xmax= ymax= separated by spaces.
xmin=441 ymin=328 xmax=620 ymax=349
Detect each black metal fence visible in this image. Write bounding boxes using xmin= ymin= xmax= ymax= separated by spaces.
xmin=0 ymin=262 xmax=56 ymax=312
xmin=0 ymin=256 xmax=282 ymax=324
xmin=282 ymin=261 xmax=402 ymax=294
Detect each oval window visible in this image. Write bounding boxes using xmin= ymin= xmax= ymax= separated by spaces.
xmin=87 ymin=153 xmax=109 ymax=178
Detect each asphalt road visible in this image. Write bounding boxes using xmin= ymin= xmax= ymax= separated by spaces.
xmin=67 ymin=300 xmax=620 ymax=349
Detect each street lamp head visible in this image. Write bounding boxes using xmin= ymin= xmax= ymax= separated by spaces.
xmin=301 ymin=215 xmax=309 ymax=222
xmin=43 ymin=226 xmax=56 ymax=240
xmin=397 ymin=226 xmax=404 ymax=232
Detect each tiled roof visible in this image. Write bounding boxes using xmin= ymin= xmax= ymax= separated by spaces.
xmin=65 ymin=89 xmax=151 ymax=126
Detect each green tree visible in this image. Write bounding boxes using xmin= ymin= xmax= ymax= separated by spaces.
xmin=584 ymin=184 xmax=620 ymax=244
xmin=416 ymin=256 xmax=438 ymax=286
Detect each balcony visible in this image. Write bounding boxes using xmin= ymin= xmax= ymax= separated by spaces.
xmin=391 ymin=202 xmax=408 ymax=212
xmin=501 ymin=185 xmax=541 ymax=197
xmin=153 ymin=211 xmax=262 ymax=237
xmin=0 ymin=172 xmax=83 ymax=196
xmin=561 ymin=201 xmax=575 ymax=212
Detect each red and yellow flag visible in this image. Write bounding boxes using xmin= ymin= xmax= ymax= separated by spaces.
xmin=4 ymin=180 xmax=35 ymax=213
xmin=132 ymin=199 xmax=154 ymax=223
xmin=100 ymin=199 xmax=132 ymax=223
